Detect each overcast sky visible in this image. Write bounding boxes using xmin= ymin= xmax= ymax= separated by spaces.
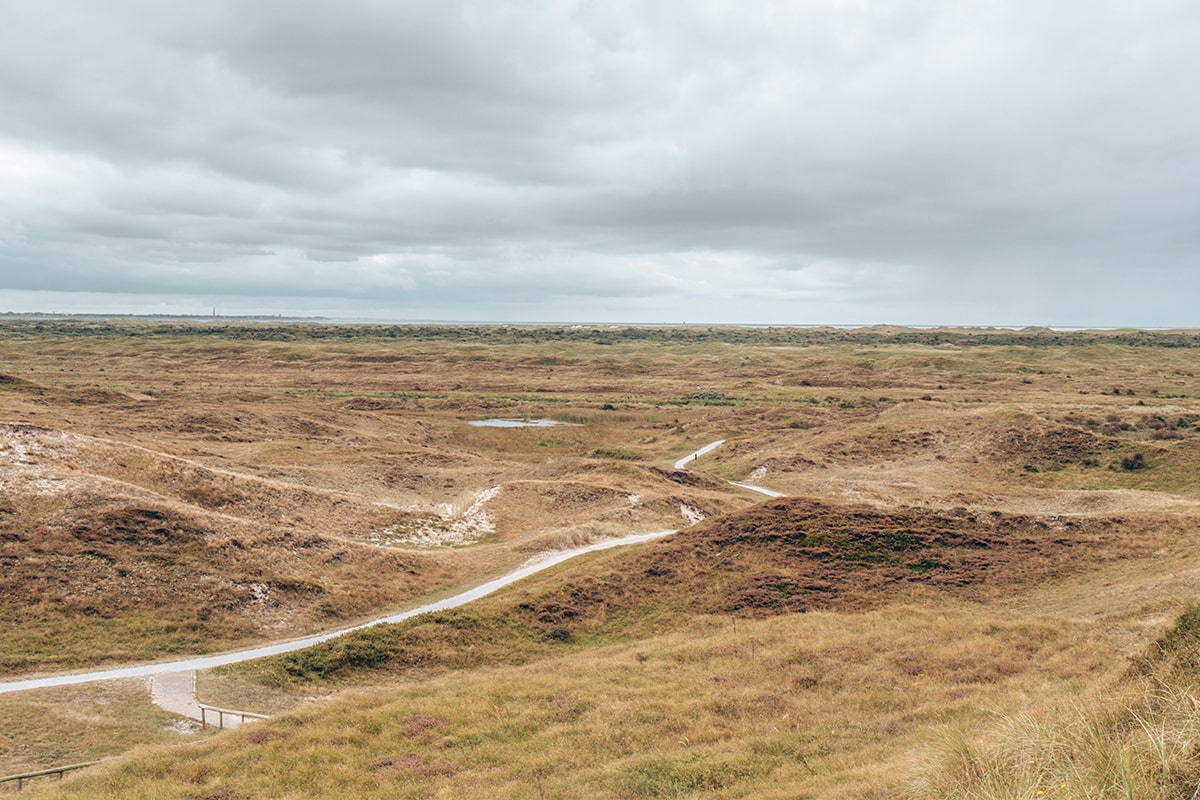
xmin=1 ymin=1 xmax=1198 ymax=325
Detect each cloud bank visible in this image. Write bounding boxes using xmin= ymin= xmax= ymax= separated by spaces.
xmin=2 ymin=1 xmax=1198 ymax=324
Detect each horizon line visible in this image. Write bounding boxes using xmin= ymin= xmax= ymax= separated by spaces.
xmin=0 ymin=312 xmax=1196 ymax=332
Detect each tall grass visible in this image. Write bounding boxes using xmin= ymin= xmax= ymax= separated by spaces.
xmin=912 ymin=684 xmax=1200 ymax=799
xmin=909 ymin=605 xmax=1200 ymax=800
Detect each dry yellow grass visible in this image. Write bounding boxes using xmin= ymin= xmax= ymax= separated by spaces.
xmin=907 ymin=605 xmax=1200 ymax=800
xmin=0 ymin=679 xmax=209 ymax=790
xmin=20 ymin=605 xmax=1124 ymax=799
xmin=5 ymin=322 xmax=1200 ymax=796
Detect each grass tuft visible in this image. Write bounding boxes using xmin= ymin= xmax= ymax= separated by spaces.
xmin=910 ymin=603 xmax=1200 ymax=800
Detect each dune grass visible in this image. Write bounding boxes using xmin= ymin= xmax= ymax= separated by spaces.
xmin=5 ymin=322 xmax=1200 ymax=796
xmin=0 ymin=680 xmax=208 ymax=789
xmin=25 ymin=605 xmax=1120 ymax=799
xmin=908 ymin=604 xmax=1200 ymax=800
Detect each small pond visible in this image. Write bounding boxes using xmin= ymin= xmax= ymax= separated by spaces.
xmin=468 ymin=419 xmax=566 ymax=428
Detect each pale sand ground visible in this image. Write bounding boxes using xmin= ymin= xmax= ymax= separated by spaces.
xmin=149 ymin=670 xmax=205 ymax=723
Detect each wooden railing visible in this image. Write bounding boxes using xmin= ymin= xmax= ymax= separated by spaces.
xmin=0 ymin=761 xmax=101 ymax=791
xmin=197 ymin=703 xmax=269 ymax=729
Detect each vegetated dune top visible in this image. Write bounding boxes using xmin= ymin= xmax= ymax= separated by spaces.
xmin=503 ymin=496 xmax=1179 ymax=622
xmin=705 ymin=397 xmax=1200 ymax=511
xmin=238 ymin=493 xmax=1186 ymax=693
xmin=0 ymin=423 xmax=460 ymax=677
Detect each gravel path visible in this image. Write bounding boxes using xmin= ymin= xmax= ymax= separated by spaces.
xmin=729 ymin=482 xmax=787 ymax=498
xmin=674 ymin=440 xmax=786 ymax=498
xmin=0 ymin=529 xmax=674 ymax=696
xmin=674 ymin=439 xmax=726 ymax=469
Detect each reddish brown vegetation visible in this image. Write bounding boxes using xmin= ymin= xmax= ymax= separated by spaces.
xmin=264 ymin=497 xmax=1177 ymax=687
xmin=990 ymin=425 xmax=1116 ymax=465
xmin=513 ymin=498 xmax=1167 ymax=625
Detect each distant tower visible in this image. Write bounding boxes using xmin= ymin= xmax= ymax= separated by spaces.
xmin=212 ymin=306 xmax=216 ymax=318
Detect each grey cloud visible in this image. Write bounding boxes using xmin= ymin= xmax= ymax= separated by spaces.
xmin=1 ymin=1 xmax=1199 ymax=323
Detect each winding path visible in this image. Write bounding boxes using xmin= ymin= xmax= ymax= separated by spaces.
xmin=729 ymin=481 xmax=786 ymax=498
xmin=675 ymin=439 xmax=786 ymax=498
xmin=0 ymin=530 xmax=672 ymax=696
xmin=674 ymin=439 xmax=726 ymax=469
xmin=1 ymin=440 xmax=780 ymax=700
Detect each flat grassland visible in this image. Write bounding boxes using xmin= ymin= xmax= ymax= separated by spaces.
xmin=4 ymin=321 xmax=1200 ymax=797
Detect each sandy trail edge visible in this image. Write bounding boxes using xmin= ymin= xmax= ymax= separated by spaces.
xmin=149 ymin=670 xmax=202 ymax=723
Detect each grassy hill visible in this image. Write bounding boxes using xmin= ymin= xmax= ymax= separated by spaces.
xmin=26 ymin=495 xmax=1199 ymax=797
xmin=213 ymin=497 xmax=1176 ymax=693
xmin=4 ymin=321 xmax=1200 ymax=797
